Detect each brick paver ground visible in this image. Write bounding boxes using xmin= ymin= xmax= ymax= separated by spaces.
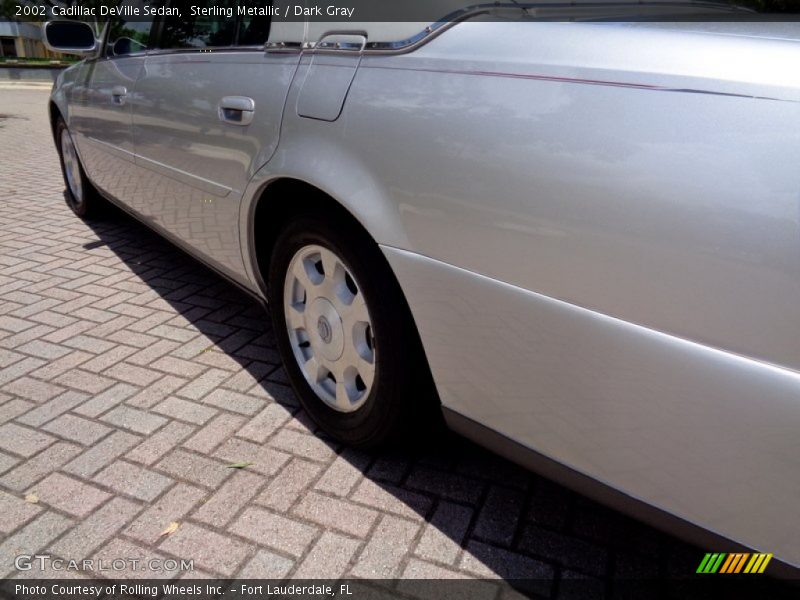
xmin=0 ymin=86 xmax=766 ymax=597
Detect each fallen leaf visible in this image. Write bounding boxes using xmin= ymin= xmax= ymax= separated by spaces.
xmin=159 ymin=522 xmax=180 ymax=537
xmin=25 ymin=493 xmax=38 ymax=504
xmin=226 ymin=462 xmax=253 ymax=469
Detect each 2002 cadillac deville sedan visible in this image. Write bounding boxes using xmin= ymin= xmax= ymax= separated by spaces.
xmin=43 ymin=0 xmax=800 ymax=574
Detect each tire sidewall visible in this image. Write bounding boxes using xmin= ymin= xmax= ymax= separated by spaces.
xmin=56 ymin=119 xmax=89 ymax=217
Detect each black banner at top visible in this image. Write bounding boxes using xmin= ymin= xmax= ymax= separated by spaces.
xmin=2 ymin=0 xmax=800 ymax=23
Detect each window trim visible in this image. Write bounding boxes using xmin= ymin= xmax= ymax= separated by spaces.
xmin=142 ymin=45 xmax=266 ymax=56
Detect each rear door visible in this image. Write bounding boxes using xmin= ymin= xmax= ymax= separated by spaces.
xmin=130 ymin=0 xmax=299 ymax=279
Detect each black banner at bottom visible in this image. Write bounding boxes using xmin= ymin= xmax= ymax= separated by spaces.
xmin=2 ymin=578 xmax=799 ymax=600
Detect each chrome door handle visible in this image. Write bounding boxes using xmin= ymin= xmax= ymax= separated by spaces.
xmin=218 ymin=96 xmax=255 ymax=126
xmin=315 ymin=33 xmax=367 ymax=52
xmin=111 ymin=86 xmax=127 ymax=105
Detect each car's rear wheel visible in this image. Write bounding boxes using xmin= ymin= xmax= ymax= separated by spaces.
xmin=55 ymin=117 xmax=103 ymax=218
xmin=267 ymin=213 xmax=437 ymax=447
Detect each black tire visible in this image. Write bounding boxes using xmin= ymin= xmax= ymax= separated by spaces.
xmin=267 ymin=213 xmax=439 ymax=448
xmin=55 ymin=117 xmax=104 ymax=218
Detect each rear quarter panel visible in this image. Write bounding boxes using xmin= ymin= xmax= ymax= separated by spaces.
xmin=243 ymin=21 xmax=800 ymax=566
xmin=347 ymin=21 xmax=800 ymax=373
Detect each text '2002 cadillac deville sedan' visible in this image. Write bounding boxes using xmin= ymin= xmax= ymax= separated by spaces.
xmin=43 ymin=0 xmax=800 ymax=575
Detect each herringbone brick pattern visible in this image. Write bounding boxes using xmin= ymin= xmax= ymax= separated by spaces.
xmin=0 ymin=88 xmax=716 ymax=597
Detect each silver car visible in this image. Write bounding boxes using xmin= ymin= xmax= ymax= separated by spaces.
xmin=44 ymin=1 xmax=800 ymax=574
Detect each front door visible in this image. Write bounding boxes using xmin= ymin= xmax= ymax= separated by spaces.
xmin=69 ymin=1 xmax=156 ymax=205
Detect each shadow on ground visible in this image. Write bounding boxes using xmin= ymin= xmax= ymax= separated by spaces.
xmin=77 ymin=198 xmax=795 ymax=600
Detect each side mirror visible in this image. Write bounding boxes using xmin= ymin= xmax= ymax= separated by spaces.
xmin=43 ymin=21 xmax=97 ymax=55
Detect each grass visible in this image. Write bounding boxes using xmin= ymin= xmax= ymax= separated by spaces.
xmin=0 ymin=57 xmax=78 ymax=66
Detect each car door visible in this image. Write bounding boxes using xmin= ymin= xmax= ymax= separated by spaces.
xmin=68 ymin=1 xmax=157 ymax=204
xmin=130 ymin=0 xmax=299 ymax=280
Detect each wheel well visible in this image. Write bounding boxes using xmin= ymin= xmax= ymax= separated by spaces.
xmin=252 ymin=178 xmax=377 ymax=294
xmin=251 ymin=177 xmax=443 ymax=417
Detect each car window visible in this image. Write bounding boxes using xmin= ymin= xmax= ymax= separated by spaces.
xmin=158 ymin=0 xmax=271 ymax=49
xmin=237 ymin=11 xmax=271 ymax=46
xmin=106 ymin=0 xmax=162 ymax=57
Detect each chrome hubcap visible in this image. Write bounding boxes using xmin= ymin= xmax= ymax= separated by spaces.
xmin=60 ymin=128 xmax=83 ymax=204
xmin=283 ymin=244 xmax=376 ymax=413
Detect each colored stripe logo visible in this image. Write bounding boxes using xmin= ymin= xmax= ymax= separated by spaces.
xmin=697 ymin=553 xmax=772 ymax=574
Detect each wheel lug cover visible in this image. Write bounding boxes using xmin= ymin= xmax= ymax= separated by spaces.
xmin=283 ymin=244 xmax=376 ymax=413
